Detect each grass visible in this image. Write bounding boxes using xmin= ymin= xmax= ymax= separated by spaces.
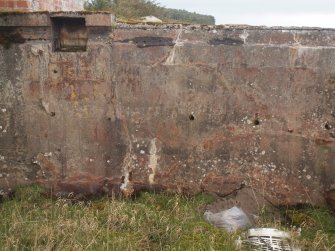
xmin=0 ymin=186 xmax=334 ymax=250
xmin=0 ymin=186 xmax=239 ymax=251
xmin=284 ymin=207 xmax=335 ymax=250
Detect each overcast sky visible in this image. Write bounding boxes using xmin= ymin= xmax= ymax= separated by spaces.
xmin=157 ymin=0 xmax=335 ymax=28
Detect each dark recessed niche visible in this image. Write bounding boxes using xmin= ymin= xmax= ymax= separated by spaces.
xmin=254 ymin=119 xmax=260 ymax=126
xmin=189 ymin=114 xmax=195 ymax=121
xmin=120 ymin=36 xmax=174 ymax=48
xmin=50 ymin=112 xmax=56 ymax=117
xmin=325 ymin=122 xmax=332 ymax=130
xmin=51 ymin=17 xmax=87 ymax=52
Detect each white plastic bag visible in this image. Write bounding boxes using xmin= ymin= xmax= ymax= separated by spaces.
xmin=204 ymin=206 xmax=251 ymax=232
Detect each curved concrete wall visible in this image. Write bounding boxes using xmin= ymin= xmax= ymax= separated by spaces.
xmin=0 ymin=13 xmax=334 ymax=206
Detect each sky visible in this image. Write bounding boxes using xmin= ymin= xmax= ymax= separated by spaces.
xmin=157 ymin=0 xmax=335 ymax=28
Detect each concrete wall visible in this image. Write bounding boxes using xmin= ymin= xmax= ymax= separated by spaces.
xmin=0 ymin=12 xmax=335 ymax=207
xmin=0 ymin=0 xmax=84 ymax=11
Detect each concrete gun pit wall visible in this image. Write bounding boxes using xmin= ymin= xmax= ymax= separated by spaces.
xmin=0 ymin=12 xmax=335 ymax=207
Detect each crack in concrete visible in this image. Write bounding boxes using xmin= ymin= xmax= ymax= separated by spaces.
xmin=163 ymin=25 xmax=183 ymax=65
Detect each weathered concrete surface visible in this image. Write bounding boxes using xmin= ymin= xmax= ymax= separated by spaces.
xmin=0 ymin=13 xmax=335 ymax=207
xmin=0 ymin=0 xmax=85 ymax=12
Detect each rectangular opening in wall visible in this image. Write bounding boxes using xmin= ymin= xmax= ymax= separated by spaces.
xmin=51 ymin=17 xmax=87 ymax=52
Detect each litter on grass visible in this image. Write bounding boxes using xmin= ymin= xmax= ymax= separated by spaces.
xmin=204 ymin=206 xmax=251 ymax=232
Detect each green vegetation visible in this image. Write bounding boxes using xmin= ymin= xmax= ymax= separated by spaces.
xmin=84 ymin=0 xmax=215 ymax=25
xmin=0 ymin=186 xmax=334 ymax=250
xmin=284 ymin=207 xmax=335 ymax=250
xmin=158 ymin=8 xmax=215 ymax=25
xmin=0 ymin=186 xmax=238 ymax=250
xmin=85 ymin=0 xmax=113 ymax=11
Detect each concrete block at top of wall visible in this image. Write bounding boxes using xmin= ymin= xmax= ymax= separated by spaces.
xmin=0 ymin=0 xmax=30 ymax=10
xmin=0 ymin=1 xmax=14 ymax=8
xmin=50 ymin=13 xmax=116 ymax=27
xmin=0 ymin=13 xmax=115 ymax=27
xmin=0 ymin=13 xmax=51 ymax=26
xmin=0 ymin=0 xmax=85 ymax=11
xmin=17 ymin=1 xmax=29 ymax=8
xmin=85 ymin=13 xmax=115 ymax=26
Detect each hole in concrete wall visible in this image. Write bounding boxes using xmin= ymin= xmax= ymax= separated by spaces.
xmin=0 ymin=27 xmax=26 ymax=49
xmin=120 ymin=36 xmax=174 ymax=48
xmin=107 ymin=117 xmax=112 ymax=121
xmin=51 ymin=17 xmax=87 ymax=52
xmin=325 ymin=122 xmax=332 ymax=130
xmin=209 ymin=38 xmax=244 ymax=46
xmin=189 ymin=114 xmax=195 ymax=121
xmin=254 ymin=119 xmax=260 ymax=126
xmin=53 ymin=69 xmax=58 ymax=74
xmin=50 ymin=112 xmax=56 ymax=117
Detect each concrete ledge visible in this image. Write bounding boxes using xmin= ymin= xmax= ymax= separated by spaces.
xmin=0 ymin=11 xmax=115 ymax=27
xmin=0 ymin=12 xmax=50 ymax=26
xmin=50 ymin=12 xmax=116 ymax=27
